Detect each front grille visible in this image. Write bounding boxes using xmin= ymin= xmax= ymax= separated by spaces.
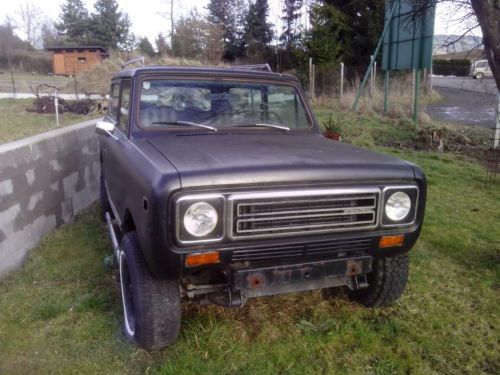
xmin=231 ymin=238 xmax=373 ymax=267
xmin=229 ymin=188 xmax=380 ymax=239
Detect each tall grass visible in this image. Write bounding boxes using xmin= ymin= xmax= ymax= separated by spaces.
xmin=313 ymin=73 xmax=441 ymax=120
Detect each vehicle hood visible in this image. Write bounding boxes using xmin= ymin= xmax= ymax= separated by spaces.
xmin=147 ymin=132 xmax=415 ymax=188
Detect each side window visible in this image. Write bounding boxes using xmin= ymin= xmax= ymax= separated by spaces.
xmin=118 ymin=79 xmax=131 ymax=131
xmin=266 ymin=85 xmax=309 ymax=128
xmin=108 ymin=82 xmax=120 ymax=122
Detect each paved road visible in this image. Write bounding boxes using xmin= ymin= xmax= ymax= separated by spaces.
xmin=432 ymin=76 xmax=497 ymax=95
xmin=425 ymin=86 xmax=496 ymax=128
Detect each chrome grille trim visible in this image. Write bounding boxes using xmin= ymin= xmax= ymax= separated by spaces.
xmin=228 ymin=188 xmax=380 ymax=240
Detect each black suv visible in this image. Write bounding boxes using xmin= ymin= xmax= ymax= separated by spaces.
xmin=96 ymin=65 xmax=426 ymax=349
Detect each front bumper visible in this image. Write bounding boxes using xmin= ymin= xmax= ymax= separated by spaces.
xmin=234 ymin=255 xmax=372 ymax=300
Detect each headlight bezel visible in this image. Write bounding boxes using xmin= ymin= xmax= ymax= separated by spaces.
xmin=381 ymin=186 xmax=419 ymax=227
xmin=175 ymin=194 xmax=225 ymax=244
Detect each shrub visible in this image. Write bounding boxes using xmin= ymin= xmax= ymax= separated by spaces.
xmin=432 ymin=59 xmax=471 ymax=77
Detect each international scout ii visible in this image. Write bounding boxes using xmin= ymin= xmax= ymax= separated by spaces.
xmin=96 ymin=64 xmax=426 ymax=349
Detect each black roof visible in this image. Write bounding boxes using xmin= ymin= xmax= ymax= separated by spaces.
xmin=112 ymin=66 xmax=299 ymax=82
xmin=46 ymin=45 xmax=107 ymax=52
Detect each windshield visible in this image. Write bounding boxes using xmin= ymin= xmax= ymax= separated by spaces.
xmin=138 ymin=79 xmax=311 ymax=130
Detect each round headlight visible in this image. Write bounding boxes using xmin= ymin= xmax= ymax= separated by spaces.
xmin=385 ymin=192 xmax=411 ymax=221
xmin=183 ymin=202 xmax=218 ymax=237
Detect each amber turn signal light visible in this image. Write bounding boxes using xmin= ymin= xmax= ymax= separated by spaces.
xmin=379 ymin=235 xmax=404 ymax=248
xmin=185 ymin=251 xmax=220 ymax=267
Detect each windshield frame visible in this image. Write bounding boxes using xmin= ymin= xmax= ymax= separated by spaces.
xmin=133 ymin=74 xmax=318 ymax=134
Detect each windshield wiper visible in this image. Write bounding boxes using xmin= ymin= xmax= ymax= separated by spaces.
xmin=151 ymin=121 xmax=218 ymax=132
xmin=232 ymin=123 xmax=290 ymax=132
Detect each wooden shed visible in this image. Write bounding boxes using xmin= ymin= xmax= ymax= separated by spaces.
xmin=46 ymin=46 xmax=108 ymax=76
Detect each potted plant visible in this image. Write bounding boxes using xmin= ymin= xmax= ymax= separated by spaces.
xmin=323 ymin=113 xmax=342 ymax=141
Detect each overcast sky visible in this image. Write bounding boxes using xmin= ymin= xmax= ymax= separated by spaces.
xmin=1 ymin=0 xmax=481 ymax=46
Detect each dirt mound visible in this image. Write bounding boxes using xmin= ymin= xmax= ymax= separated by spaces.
xmin=72 ymin=53 xmax=225 ymax=96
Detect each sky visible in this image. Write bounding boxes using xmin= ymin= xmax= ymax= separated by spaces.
xmin=1 ymin=0 xmax=481 ymax=46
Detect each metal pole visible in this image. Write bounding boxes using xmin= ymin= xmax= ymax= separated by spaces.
xmin=54 ymin=90 xmax=59 ymax=127
xmin=412 ymin=69 xmax=416 ymax=113
xmin=384 ymin=70 xmax=390 ymax=114
xmin=10 ymin=69 xmax=16 ymax=96
xmin=309 ymin=58 xmax=313 ymax=98
xmin=374 ymin=61 xmax=377 ymax=89
xmin=353 ymin=2 xmax=397 ymax=111
xmin=312 ymin=64 xmax=316 ymax=100
xmin=370 ymin=55 xmax=374 ymax=97
xmin=413 ymin=69 xmax=421 ymax=124
xmin=430 ymin=64 xmax=433 ymax=95
xmin=73 ymin=66 xmax=78 ymax=99
xmin=494 ymin=91 xmax=500 ymax=149
xmin=340 ymin=62 xmax=344 ymax=97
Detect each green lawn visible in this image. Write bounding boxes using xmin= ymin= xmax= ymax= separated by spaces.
xmin=0 ymin=99 xmax=99 ymax=144
xmin=0 ymin=112 xmax=498 ymax=374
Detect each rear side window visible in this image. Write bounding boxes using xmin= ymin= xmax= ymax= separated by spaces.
xmin=108 ymin=82 xmax=120 ymax=122
xmin=118 ymin=79 xmax=131 ymax=131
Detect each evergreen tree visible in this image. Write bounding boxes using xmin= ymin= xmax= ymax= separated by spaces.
xmin=90 ymin=0 xmax=130 ymax=49
xmin=323 ymin=0 xmax=384 ymax=66
xmin=55 ymin=0 xmax=90 ymax=45
xmin=155 ymin=33 xmax=169 ymax=56
xmin=206 ymin=0 xmax=242 ymax=60
xmin=304 ymin=3 xmax=345 ymax=69
xmin=244 ymin=0 xmax=273 ymax=63
xmin=281 ymin=0 xmax=303 ymax=49
xmin=138 ymin=37 xmax=155 ymax=57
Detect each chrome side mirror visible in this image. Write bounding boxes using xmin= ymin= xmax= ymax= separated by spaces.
xmin=96 ymin=121 xmax=118 ymax=140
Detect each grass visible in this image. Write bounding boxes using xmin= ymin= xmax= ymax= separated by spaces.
xmin=0 ymin=73 xmax=73 ymax=94
xmin=0 ymin=111 xmax=499 ymax=374
xmin=0 ymin=99 xmax=100 ymax=144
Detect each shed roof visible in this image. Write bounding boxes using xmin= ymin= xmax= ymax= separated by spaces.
xmin=46 ymin=46 xmax=107 ymax=53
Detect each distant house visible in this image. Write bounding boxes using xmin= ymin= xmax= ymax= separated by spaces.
xmin=46 ymin=46 xmax=108 ymax=76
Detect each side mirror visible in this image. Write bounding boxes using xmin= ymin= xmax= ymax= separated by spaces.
xmin=96 ymin=121 xmax=117 ymax=140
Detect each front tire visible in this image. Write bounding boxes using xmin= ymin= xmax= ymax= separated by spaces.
xmin=349 ymin=254 xmax=409 ymax=307
xmin=475 ymin=72 xmax=483 ymax=79
xmin=119 ymin=232 xmax=181 ymax=349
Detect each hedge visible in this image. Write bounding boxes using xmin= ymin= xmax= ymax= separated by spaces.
xmin=432 ymin=59 xmax=471 ymax=77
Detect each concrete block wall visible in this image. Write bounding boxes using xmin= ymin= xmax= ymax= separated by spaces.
xmin=0 ymin=119 xmax=101 ymax=279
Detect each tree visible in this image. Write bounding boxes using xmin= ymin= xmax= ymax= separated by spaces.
xmin=423 ymin=0 xmax=499 ymax=90
xmin=17 ymin=1 xmax=44 ymax=48
xmin=281 ymin=0 xmax=303 ymax=49
xmin=90 ymin=0 xmax=131 ymax=49
xmin=244 ymin=0 xmax=273 ymax=63
xmin=304 ymin=2 xmax=345 ymax=68
xmin=171 ymin=10 xmax=206 ymax=59
xmin=158 ymin=0 xmax=175 ymax=47
xmin=206 ymin=0 xmax=242 ymax=60
xmin=412 ymin=0 xmax=499 ymax=147
xmin=41 ymin=20 xmax=62 ymax=48
xmin=55 ymin=0 xmax=90 ymax=45
xmin=204 ymin=23 xmax=225 ymax=63
xmin=155 ymin=33 xmax=170 ymax=56
xmin=138 ymin=37 xmax=155 ymax=57
xmin=323 ymin=0 xmax=385 ymax=66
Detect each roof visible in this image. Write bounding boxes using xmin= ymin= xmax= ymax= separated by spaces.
xmin=46 ymin=46 xmax=107 ymax=53
xmin=111 ymin=66 xmax=300 ymax=82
